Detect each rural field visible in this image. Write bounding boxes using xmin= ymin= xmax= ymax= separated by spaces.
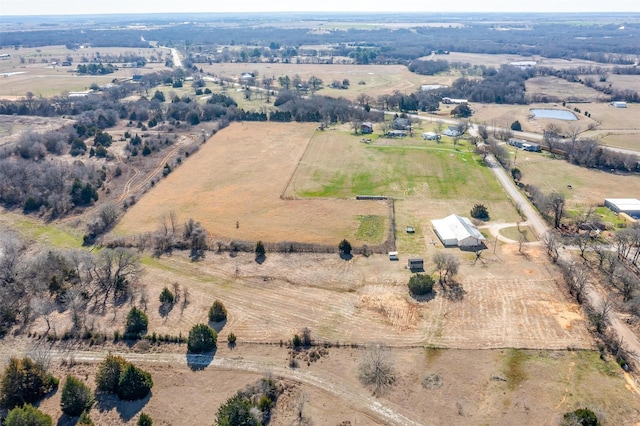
xmin=3 ymin=342 xmax=637 ymax=426
xmin=516 ymin=153 xmax=640 ymax=208
xmin=200 ymin=62 xmax=447 ymax=101
xmin=2 ymin=34 xmax=640 ymax=425
xmin=0 ymin=45 xmax=170 ymax=98
xmin=114 ymin=122 xmax=390 ymax=246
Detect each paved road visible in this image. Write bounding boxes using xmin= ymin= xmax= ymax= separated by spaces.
xmin=482 ymin=154 xmax=548 ymax=238
xmin=476 ymin=140 xmax=640 ymax=370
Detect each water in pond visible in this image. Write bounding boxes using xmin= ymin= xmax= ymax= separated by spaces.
xmin=530 ymin=109 xmax=577 ymax=120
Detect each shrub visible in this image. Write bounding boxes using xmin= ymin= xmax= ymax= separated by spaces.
xmin=208 ymin=300 xmax=227 ymax=323
xmin=408 ymin=274 xmax=435 ymax=296
xmin=5 ymin=404 xmax=52 ymax=426
xmin=562 ymin=408 xmax=600 ymax=426
xmin=0 ymin=357 xmax=59 ymax=408
xmin=125 ymin=307 xmax=148 ymax=336
xmin=216 ymin=394 xmax=259 ymax=426
xmin=227 ymin=332 xmax=237 ymax=344
xmin=159 ymin=287 xmax=175 ymax=304
xmin=187 ymin=323 xmax=217 ymax=353
xmin=96 ymin=354 xmax=128 ymax=394
xmin=78 ymin=411 xmax=94 ymax=425
xmin=470 ymin=203 xmax=489 ymax=220
xmin=510 ymin=120 xmax=522 ymax=131
xmin=292 ymin=334 xmax=301 ymax=348
xmin=137 ymin=413 xmax=153 ymax=426
xmin=61 ymin=375 xmax=94 ymax=416
xmin=117 ymin=364 xmax=153 ymax=401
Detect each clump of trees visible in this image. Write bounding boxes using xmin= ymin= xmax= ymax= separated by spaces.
xmin=4 ymin=404 xmax=52 ymax=426
xmin=187 ymin=323 xmax=217 ymax=353
xmin=96 ymin=354 xmax=153 ymax=401
xmin=408 ymin=274 xmax=435 ymax=296
xmin=561 ymin=407 xmax=600 ymax=426
xmin=525 ymin=187 xmax=565 ymax=228
xmin=215 ymin=377 xmax=281 ymax=426
xmin=0 ymin=357 xmax=59 ymax=409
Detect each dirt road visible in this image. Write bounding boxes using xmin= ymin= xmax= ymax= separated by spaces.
xmin=2 ymin=343 xmax=420 ymax=426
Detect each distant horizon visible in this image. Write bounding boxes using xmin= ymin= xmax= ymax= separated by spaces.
xmin=2 ymin=0 xmax=639 ymax=17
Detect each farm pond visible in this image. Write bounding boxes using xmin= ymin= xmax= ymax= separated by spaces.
xmin=530 ymin=108 xmax=577 ymax=120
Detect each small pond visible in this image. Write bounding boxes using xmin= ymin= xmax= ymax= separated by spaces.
xmin=530 ymin=109 xmax=577 ymax=120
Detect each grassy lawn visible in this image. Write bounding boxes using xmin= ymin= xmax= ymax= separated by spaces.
xmin=296 ymin=131 xmax=503 ymax=201
xmin=499 ymin=226 xmax=536 ymax=242
xmin=0 ymin=211 xmax=83 ymax=248
xmin=355 ymin=215 xmax=386 ymax=241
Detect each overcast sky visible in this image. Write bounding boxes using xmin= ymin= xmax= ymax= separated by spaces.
xmin=2 ymin=0 xmax=639 ymax=16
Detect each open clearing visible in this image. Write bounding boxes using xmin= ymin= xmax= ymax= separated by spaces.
xmin=516 ymin=155 xmax=640 ymax=207
xmin=0 ymin=45 xmax=170 ymax=97
xmin=115 ymin=122 xmax=389 ymax=246
xmin=200 ymin=62 xmax=448 ymax=101
xmin=3 ymin=343 xmax=637 ymax=426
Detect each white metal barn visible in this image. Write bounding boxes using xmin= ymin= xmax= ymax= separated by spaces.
xmin=604 ymin=198 xmax=640 ymax=218
xmin=431 ymin=214 xmax=486 ymax=247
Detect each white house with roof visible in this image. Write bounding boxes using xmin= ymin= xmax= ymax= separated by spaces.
xmin=431 ymin=214 xmax=486 ymax=247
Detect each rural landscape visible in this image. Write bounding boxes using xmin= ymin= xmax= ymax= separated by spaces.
xmin=1 ymin=9 xmax=640 ymax=426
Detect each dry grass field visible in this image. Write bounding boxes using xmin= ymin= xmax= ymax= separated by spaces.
xmin=0 ymin=45 xmax=170 ymax=98
xmin=7 ymin=343 xmax=636 ymax=426
xmin=516 ymin=156 xmax=640 ymax=207
xmin=445 ymin=52 xmax=622 ymax=70
xmin=526 ymin=76 xmax=608 ymax=102
xmin=200 ymin=62 xmax=450 ymax=101
xmin=114 ymin=122 xmax=389 ymax=246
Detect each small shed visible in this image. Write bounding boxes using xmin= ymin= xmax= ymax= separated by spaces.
xmin=408 ymin=258 xmax=424 ymax=271
xmin=612 ymin=101 xmax=628 ymax=108
xmin=422 ymin=132 xmax=440 ymax=140
xmin=522 ymin=143 xmax=541 ymax=152
xmin=361 ymin=122 xmax=373 ymax=134
xmin=388 ymin=251 xmax=399 ymax=261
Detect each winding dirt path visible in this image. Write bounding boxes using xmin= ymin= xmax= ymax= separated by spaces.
xmin=1 ymin=342 xmax=420 ymax=426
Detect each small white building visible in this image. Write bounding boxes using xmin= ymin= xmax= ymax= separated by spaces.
xmin=611 ymin=101 xmax=628 ymax=108
xmin=431 ymin=214 xmax=486 ymax=247
xmin=442 ymin=97 xmax=468 ymax=104
xmin=388 ymin=251 xmax=399 ymax=261
xmin=422 ymin=132 xmax=440 ymax=140
xmin=604 ymin=198 xmax=640 ymax=218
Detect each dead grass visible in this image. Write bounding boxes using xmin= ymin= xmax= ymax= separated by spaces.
xmin=114 ymin=122 xmax=389 ymax=246
xmin=0 ymin=45 xmax=171 ymax=97
xmin=200 ymin=62 xmax=438 ymax=101
xmin=517 ymin=156 xmax=640 ymax=207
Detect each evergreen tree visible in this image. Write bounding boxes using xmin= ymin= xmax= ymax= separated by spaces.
xmin=125 ymin=307 xmax=148 ymax=336
xmin=209 ymin=300 xmax=227 ymax=323
xmin=60 ymin=375 xmax=94 ymax=416
xmin=0 ymin=357 xmax=58 ymax=409
xmin=5 ymin=404 xmax=52 ymax=426
xmin=187 ymin=323 xmax=217 ymax=353
xmin=117 ymin=364 xmax=153 ymax=401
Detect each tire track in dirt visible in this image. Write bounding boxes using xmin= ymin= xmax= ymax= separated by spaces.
xmin=1 ymin=344 xmax=421 ymax=426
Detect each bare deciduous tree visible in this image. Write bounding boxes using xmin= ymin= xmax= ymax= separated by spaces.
xmin=542 ymin=231 xmax=561 ymax=263
xmin=358 ymin=343 xmax=396 ymax=396
xmin=432 ymin=252 xmax=460 ymax=284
